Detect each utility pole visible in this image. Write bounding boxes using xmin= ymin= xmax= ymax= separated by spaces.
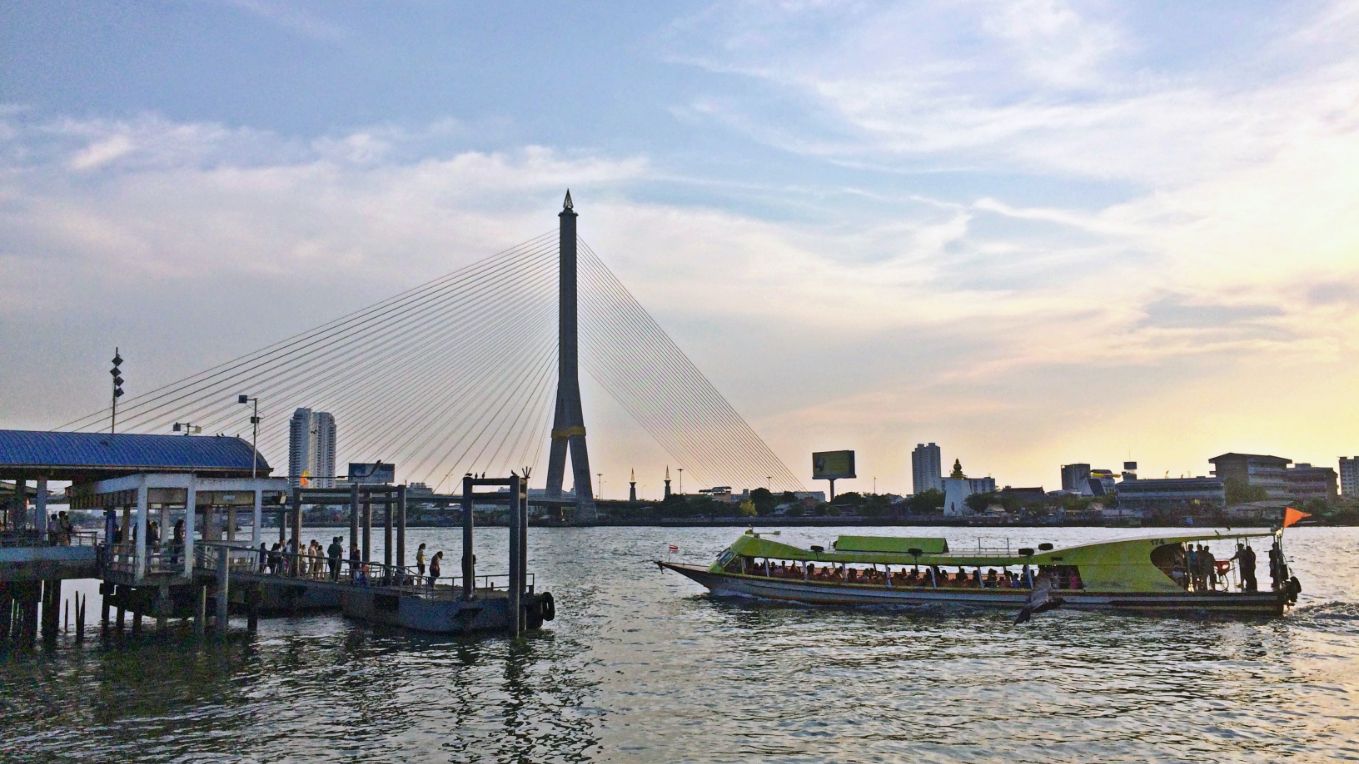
xmin=238 ymin=395 xmax=260 ymax=479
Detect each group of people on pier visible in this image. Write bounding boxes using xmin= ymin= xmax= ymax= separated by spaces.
xmin=255 ymin=537 xmax=446 ymax=589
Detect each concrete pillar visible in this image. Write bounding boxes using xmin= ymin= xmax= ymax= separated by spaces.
xmin=13 ymin=477 xmax=27 ymax=531
xmin=227 ymin=507 xmax=237 ymax=543
xmin=134 ymin=480 xmax=149 ymax=580
xmin=251 ymin=488 xmax=263 ymax=548
xmin=183 ymin=480 xmax=197 ymax=578
xmin=545 ymin=192 xmax=597 ymax=521
xmin=35 ymin=477 xmax=48 ymax=537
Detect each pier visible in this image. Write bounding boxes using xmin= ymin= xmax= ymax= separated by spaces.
xmin=1 ymin=430 xmax=550 ymax=647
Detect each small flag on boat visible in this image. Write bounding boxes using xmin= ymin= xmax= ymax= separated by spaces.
xmin=668 ymin=544 xmax=679 ymax=554
xmin=1282 ymin=507 xmax=1311 ymax=528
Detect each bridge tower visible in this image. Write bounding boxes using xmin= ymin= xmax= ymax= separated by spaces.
xmin=545 ymin=191 xmax=597 ymax=521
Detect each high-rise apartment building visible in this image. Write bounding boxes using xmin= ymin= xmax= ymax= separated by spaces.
xmin=1341 ymin=457 xmax=1359 ymax=497
xmin=911 ymin=443 xmax=942 ymax=495
xmin=289 ymin=407 xmax=337 ymax=488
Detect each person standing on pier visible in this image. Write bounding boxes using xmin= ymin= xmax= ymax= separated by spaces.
xmin=416 ymin=543 xmax=426 ymax=580
xmin=349 ymin=543 xmax=361 ymax=581
xmin=428 ymin=551 xmax=442 ymax=588
xmin=327 ymin=537 xmax=343 ymax=581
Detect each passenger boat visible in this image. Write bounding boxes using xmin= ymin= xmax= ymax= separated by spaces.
xmin=658 ymin=529 xmax=1303 ymax=617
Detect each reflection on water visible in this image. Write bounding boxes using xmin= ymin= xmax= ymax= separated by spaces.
xmin=1 ymin=526 xmax=1356 ymax=762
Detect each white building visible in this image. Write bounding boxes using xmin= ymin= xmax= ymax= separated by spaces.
xmin=288 ymin=407 xmax=337 ymax=488
xmin=912 ymin=443 xmax=943 ymax=495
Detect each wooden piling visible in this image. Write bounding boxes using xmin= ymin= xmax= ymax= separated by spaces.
xmin=462 ymin=475 xmax=475 ymax=601
xmin=195 ymin=585 xmax=206 ymax=636
xmin=76 ymin=593 xmax=86 ymax=643
xmin=396 ymin=485 xmax=407 ymax=576
xmin=361 ymin=493 xmax=372 ymax=566
xmin=508 ymin=474 xmax=522 ymax=637
xmin=215 ymin=546 xmax=230 ymax=632
xmin=383 ymin=496 xmax=393 ymax=575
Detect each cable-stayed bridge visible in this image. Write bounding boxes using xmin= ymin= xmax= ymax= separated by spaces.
xmin=56 ymin=193 xmax=803 ymax=519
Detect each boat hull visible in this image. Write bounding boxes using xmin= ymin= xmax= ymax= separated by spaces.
xmin=659 ymin=562 xmax=1286 ymax=617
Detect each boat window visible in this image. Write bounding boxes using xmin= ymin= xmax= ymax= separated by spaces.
xmin=1149 ymin=543 xmax=1185 ymax=587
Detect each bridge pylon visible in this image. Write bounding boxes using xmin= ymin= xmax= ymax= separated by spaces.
xmin=544 ymin=191 xmax=597 ymax=521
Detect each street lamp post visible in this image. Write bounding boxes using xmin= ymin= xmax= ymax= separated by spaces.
xmin=238 ymin=395 xmax=260 ymax=479
xmin=597 ymin=472 xmax=603 ymax=499
xmin=677 ymin=468 xmax=683 ymax=495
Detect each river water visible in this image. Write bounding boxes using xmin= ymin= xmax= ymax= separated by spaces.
xmin=1 ymin=525 xmax=1356 ymax=762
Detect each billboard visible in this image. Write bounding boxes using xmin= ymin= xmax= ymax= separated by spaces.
xmin=812 ymin=450 xmax=856 ymax=480
xmin=348 ymin=462 xmax=396 ymax=485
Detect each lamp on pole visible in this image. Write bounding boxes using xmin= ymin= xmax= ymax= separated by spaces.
xmin=597 ymin=472 xmax=603 ymax=499
xmin=677 ymin=468 xmax=683 ymax=495
xmin=109 ymin=348 xmax=124 ymax=434
xmin=766 ymin=476 xmax=772 ymax=492
xmin=237 ymin=394 xmax=260 ymax=479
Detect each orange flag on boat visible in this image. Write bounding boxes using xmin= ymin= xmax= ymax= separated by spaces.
xmin=1282 ymin=507 xmax=1311 ymax=528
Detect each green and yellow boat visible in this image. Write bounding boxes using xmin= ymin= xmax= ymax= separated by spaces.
xmin=659 ymin=529 xmax=1302 ymax=617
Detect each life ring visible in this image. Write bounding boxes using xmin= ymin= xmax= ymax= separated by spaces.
xmin=540 ymin=592 xmax=556 ymax=622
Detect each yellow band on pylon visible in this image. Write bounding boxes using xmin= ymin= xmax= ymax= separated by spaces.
xmin=551 ymin=426 xmax=586 ymax=439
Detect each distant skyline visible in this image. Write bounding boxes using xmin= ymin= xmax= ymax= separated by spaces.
xmin=2 ymin=2 xmax=1358 ymax=494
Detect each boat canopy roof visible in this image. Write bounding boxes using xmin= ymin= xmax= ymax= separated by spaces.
xmin=832 ymin=535 xmax=949 ymax=554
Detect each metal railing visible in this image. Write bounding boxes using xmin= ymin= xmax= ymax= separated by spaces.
xmin=0 ymin=529 xmax=102 ymax=548
xmin=104 ymin=541 xmax=189 ymax=576
xmin=193 ymin=541 xmax=532 ymax=599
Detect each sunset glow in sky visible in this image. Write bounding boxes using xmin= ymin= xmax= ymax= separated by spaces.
xmin=3 ymin=1 xmax=1358 ymax=494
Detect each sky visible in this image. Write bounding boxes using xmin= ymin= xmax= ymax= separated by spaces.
xmin=2 ymin=1 xmax=1358 ymax=496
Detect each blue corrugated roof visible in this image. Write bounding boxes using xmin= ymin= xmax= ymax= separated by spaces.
xmin=0 ymin=430 xmax=270 ymax=478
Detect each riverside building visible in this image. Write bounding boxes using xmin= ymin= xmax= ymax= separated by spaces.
xmin=912 ymin=443 xmax=943 ymax=495
xmin=288 ymin=407 xmax=337 ymax=488
xmin=1340 ymin=457 xmax=1359 ymax=497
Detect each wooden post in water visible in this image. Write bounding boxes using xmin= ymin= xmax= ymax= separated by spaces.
xmin=348 ymin=483 xmax=360 ymax=569
xmin=115 ymin=585 xmax=126 ymax=632
xmin=215 ymin=546 xmax=230 ymax=632
xmin=361 ymin=491 xmax=372 ymax=567
xmin=99 ymin=582 xmax=110 ymax=636
xmin=194 ymin=585 xmax=206 ymax=635
xmin=290 ymin=487 xmax=301 ymax=576
xmin=1 ymin=582 xmax=12 ymax=644
xmin=75 ymin=593 xmax=86 ymax=643
xmin=383 ymin=492 xmax=393 ymax=577
xmin=507 ymin=474 xmax=522 ymax=637
xmin=246 ymin=584 xmax=259 ymax=632
xmin=396 ymin=485 xmax=407 ymax=579
xmin=461 ymin=475 xmax=475 ymax=601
